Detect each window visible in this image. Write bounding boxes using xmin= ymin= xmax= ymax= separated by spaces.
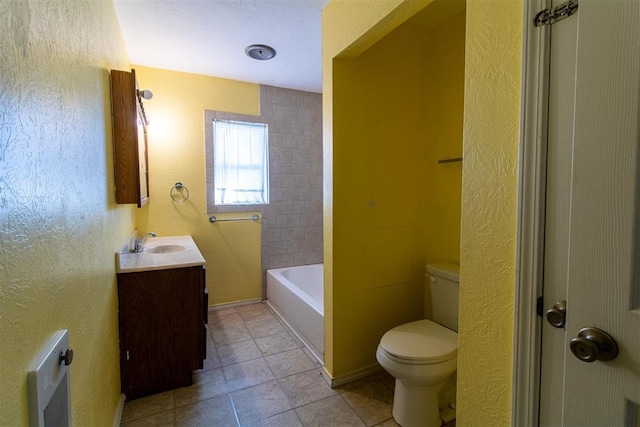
xmin=212 ymin=119 xmax=269 ymax=206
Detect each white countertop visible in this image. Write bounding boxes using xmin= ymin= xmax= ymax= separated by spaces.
xmin=116 ymin=235 xmax=206 ymax=273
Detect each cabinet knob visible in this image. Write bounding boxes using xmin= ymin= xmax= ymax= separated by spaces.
xmin=59 ymin=348 xmax=73 ymax=366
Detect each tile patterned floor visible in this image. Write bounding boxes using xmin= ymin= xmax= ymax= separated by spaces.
xmin=120 ymin=302 xmax=454 ymax=427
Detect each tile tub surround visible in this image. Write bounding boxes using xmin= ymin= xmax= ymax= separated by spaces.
xmin=260 ymin=86 xmax=323 ymax=272
xmin=120 ymin=302 xmax=402 ymax=427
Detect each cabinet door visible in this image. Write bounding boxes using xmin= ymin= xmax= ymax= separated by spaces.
xmin=111 ymin=68 xmax=149 ymax=207
xmin=117 ymin=266 xmax=204 ymax=399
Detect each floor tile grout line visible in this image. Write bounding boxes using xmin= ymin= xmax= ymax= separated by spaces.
xmin=217 ymin=340 xmax=311 ymax=372
xmin=338 ymin=386 xmax=392 ymax=427
xmin=226 ymin=391 xmax=242 ymax=427
xmin=230 ymin=313 xmax=300 ymax=426
xmin=337 ymin=390 xmax=370 ymax=426
xmin=274 ymin=368 xmax=334 ymax=412
xmin=292 ymin=392 xmax=359 ymax=425
xmin=226 ymin=305 xmax=328 ymax=425
xmin=241 ymin=379 xmax=299 ymax=427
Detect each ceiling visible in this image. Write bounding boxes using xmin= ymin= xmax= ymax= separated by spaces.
xmin=112 ymin=0 xmax=329 ymax=94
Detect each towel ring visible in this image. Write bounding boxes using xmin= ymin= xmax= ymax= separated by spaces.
xmin=170 ymin=182 xmax=189 ymax=203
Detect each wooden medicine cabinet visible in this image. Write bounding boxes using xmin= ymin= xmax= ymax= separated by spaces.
xmin=111 ymin=68 xmax=150 ymax=207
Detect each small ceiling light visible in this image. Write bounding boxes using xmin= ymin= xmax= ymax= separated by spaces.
xmin=245 ymin=44 xmax=276 ymax=61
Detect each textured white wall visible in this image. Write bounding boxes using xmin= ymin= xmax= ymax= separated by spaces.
xmin=0 ymin=0 xmax=132 ymax=424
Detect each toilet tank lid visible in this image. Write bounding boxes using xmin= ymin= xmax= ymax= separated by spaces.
xmin=426 ymin=263 xmax=459 ymax=282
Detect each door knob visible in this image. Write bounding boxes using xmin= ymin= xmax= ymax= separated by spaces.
xmin=545 ymin=300 xmax=567 ymax=328
xmin=569 ymin=327 xmax=618 ymax=362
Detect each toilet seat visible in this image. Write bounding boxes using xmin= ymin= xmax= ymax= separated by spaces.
xmin=379 ymin=319 xmax=457 ymax=364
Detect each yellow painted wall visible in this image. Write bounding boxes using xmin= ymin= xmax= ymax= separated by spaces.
xmin=424 ymin=13 xmax=465 ymax=267
xmin=323 ymin=0 xmax=522 ymax=424
xmin=457 ymin=0 xmax=522 ymax=424
xmin=322 ymin=0 xmax=432 ymax=376
xmin=324 ymin=0 xmax=467 ymax=380
xmin=331 ymin=24 xmax=429 ymax=377
xmin=131 ymin=66 xmax=263 ymax=305
xmin=1 ymin=0 xmax=132 ymax=424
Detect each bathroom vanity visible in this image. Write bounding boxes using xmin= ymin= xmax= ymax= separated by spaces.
xmin=116 ymin=236 xmax=207 ymax=399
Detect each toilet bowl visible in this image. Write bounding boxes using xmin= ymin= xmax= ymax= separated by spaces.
xmin=376 ymin=263 xmax=460 ymax=427
xmin=376 ymin=319 xmax=457 ymax=427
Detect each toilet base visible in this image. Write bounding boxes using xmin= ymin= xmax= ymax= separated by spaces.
xmin=392 ymin=378 xmax=444 ymax=427
xmin=440 ymin=403 xmax=456 ymax=424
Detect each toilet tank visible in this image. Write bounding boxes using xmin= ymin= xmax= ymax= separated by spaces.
xmin=426 ymin=263 xmax=459 ymax=332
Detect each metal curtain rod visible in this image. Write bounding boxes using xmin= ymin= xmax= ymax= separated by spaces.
xmin=437 ymin=157 xmax=463 ymax=164
xmin=209 ymin=214 xmax=260 ymax=223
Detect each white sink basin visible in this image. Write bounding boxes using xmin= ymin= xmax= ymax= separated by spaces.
xmin=116 ymin=235 xmax=205 ymax=273
xmin=145 ymin=244 xmax=186 ymax=254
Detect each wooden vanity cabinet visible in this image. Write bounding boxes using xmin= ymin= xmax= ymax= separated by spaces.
xmin=110 ymin=68 xmax=150 ymax=207
xmin=117 ymin=266 xmax=208 ymax=400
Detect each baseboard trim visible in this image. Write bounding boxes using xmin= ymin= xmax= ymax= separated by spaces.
xmin=321 ymin=364 xmax=383 ymax=388
xmin=264 ymin=299 xmax=324 ymax=365
xmin=113 ymin=393 xmax=126 ymax=427
xmin=208 ymin=298 xmax=263 ymax=311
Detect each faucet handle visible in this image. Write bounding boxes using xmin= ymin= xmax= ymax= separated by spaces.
xmin=132 ymin=232 xmax=157 ymax=253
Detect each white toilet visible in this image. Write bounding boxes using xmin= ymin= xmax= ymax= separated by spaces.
xmin=376 ymin=263 xmax=459 ymax=427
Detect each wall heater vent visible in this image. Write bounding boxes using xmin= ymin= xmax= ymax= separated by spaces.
xmin=28 ymin=330 xmax=73 ymax=427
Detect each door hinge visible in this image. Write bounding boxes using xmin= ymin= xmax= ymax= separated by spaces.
xmin=536 ymin=296 xmax=544 ymax=317
xmin=534 ymin=0 xmax=579 ymax=27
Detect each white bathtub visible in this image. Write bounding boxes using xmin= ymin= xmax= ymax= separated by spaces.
xmin=266 ymin=263 xmax=323 ymax=363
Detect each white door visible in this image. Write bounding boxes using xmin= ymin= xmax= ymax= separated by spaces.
xmin=539 ymin=0 xmax=640 ymax=425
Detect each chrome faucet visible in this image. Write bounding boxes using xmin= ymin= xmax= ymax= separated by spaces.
xmin=133 ymin=232 xmax=157 ymax=253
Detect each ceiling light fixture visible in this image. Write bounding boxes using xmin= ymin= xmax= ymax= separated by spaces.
xmin=245 ymin=44 xmax=276 ymax=61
